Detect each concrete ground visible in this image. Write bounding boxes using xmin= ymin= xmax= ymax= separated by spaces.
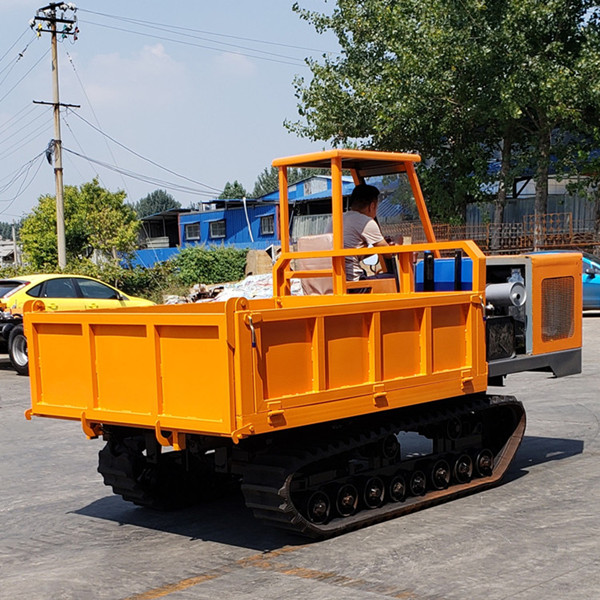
xmin=0 ymin=317 xmax=599 ymax=600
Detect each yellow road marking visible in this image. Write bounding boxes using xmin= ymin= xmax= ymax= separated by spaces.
xmin=123 ymin=543 xmax=417 ymax=600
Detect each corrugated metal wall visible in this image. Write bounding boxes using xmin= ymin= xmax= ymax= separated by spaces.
xmin=467 ymin=195 xmax=597 ymax=227
xmin=291 ymin=214 xmax=332 ymax=240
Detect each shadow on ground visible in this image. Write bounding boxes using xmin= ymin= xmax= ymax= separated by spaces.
xmin=0 ymin=356 xmax=16 ymax=371
xmin=504 ymin=434 xmax=584 ymax=483
xmin=74 ymin=434 xmax=583 ymax=549
xmin=74 ymin=487 xmax=304 ymax=552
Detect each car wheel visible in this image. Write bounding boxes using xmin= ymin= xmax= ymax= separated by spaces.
xmin=8 ymin=324 xmax=29 ymax=376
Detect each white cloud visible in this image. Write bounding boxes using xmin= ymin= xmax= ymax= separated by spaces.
xmin=213 ymin=52 xmax=257 ymax=79
xmin=77 ymin=44 xmax=188 ymax=111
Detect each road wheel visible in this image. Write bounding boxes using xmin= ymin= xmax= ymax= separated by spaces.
xmin=8 ymin=324 xmax=28 ymax=375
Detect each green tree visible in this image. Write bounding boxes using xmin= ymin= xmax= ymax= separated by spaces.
xmin=133 ymin=189 xmax=181 ymax=218
xmin=251 ymin=167 xmax=280 ymax=197
xmin=21 ymin=179 xmax=139 ymax=269
xmin=0 ymin=220 xmax=21 ymax=240
xmin=251 ymin=166 xmax=335 ymax=198
xmin=219 ymin=180 xmax=248 ymax=199
xmin=290 ymin=1 xmax=600 ymax=230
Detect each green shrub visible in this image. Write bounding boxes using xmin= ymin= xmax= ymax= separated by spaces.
xmin=0 ymin=246 xmax=248 ymax=304
xmin=173 ymin=246 xmax=248 ymax=286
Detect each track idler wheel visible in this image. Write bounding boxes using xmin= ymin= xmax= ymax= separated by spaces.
xmin=381 ymin=435 xmax=400 ymax=460
xmin=474 ymin=449 xmax=494 ymax=477
xmin=363 ymin=476 xmax=385 ymax=508
xmin=306 ymin=490 xmax=331 ymax=524
xmin=336 ymin=483 xmax=359 ymax=517
xmin=430 ymin=459 xmax=451 ymax=490
xmin=409 ymin=470 xmax=427 ymax=496
xmin=446 ymin=417 xmax=462 ymax=440
xmin=452 ymin=454 xmax=473 ymax=483
xmin=388 ymin=473 xmax=407 ymax=502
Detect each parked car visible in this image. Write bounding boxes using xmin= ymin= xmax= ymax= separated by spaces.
xmin=582 ymin=252 xmax=600 ymax=310
xmin=0 ymin=274 xmax=154 ymax=375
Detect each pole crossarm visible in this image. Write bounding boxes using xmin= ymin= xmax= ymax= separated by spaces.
xmin=33 ymin=100 xmax=81 ymax=108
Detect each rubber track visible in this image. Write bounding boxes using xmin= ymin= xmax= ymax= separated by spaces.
xmin=240 ymin=394 xmax=525 ymax=538
xmin=98 ymin=440 xmax=165 ymax=508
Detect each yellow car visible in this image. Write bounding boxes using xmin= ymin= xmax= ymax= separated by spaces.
xmin=0 ymin=274 xmax=154 ymax=374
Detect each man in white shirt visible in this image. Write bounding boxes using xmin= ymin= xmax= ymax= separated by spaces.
xmin=343 ymin=184 xmax=391 ymax=281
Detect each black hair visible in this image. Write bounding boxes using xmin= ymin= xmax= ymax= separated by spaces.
xmin=349 ymin=184 xmax=380 ymax=210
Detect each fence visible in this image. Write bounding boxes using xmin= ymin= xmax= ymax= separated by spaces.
xmin=379 ymin=213 xmax=599 ymax=253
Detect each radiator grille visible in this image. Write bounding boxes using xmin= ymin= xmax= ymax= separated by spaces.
xmin=542 ymin=276 xmax=574 ymax=342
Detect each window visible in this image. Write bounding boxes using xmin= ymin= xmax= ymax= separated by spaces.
xmin=185 ymin=222 xmax=200 ymax=241
xmin=76 ymin=278 xmax=123 ymax=300
xmin=209 ymin=219 xmax=226 ymax=239
xmin=43 ymin=278 xmax=77 ymax=298
xmin=0 ymin=280 xmax=25 ymax=298
xmin=26 ymin=283 xmax=42 ymax=298
xmin=260 ymin=214 xmax=274 ymax=236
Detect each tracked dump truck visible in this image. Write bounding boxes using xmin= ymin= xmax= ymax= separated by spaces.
xmin=25 ymin=150 xmax=582 ymax=537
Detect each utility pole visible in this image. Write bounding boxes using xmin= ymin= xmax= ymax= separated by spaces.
xmin=31 ymin=3 xmax=79 ymax=269
xmin=12 ymin=225 xmax=19 ymax=267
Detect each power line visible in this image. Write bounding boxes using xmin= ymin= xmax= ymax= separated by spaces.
xmin=68 ymin=110 xmax=223 ymax=194
xmin=62 ymin=114 xmax=109 ymax=190
xmin=80 ymin=20 xmax=309 ymax=68
xmin=0 ymin=104 xmax=37 ymax=136
xmin=0 ymin=153 xmax=45 ymax=216
xmin=63 ymin=147 xmax=220 ymax=197
xmin=78 ymin=8 xmax=335 ymax=55
xmin=0 ymin=48 xmax=50 ymax=106
xmin=0 ymin=109 xmax=50 ymax=148
xmin=0 ymin=29 xmax=30 ymax=65
xmin=65 ymin=51 xmax=130 ymax=196
xmin=0 ymin=121 xmax=52 ymax=162
xmin=80 ymin=17 xmax=311 ymax=62
xmin=0 ymin=34 xmax=37 ymax=82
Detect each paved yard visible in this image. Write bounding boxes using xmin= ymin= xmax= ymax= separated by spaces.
xmin=1 ymin=316 xmax=599 ymax=600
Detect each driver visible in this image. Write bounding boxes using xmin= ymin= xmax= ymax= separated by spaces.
xmin=343 ymin=184 xmax=390 ymax=281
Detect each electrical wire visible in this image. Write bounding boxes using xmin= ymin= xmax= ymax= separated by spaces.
xmin=78 ymin=8 xmax=336 ymax=55
xmin=0 ymin=153 xmax=45 ymax=215
xmin=0 ymin=34 xmax=38 ymax=82
xmin=0 ymin=109 xmax=50 ymax=148
xmin=80 ymin=20 xmax=308 ymax=68
xmin=80 ymin=17 xmax=311 ymax=63
xmin=63 ymin=147 xmax=220 ymax=197
xmin=62 ymin=115 xmax=109 ymax=191
xmin=0 ymin=48 xmax=50 ymax=106
xmin=65 ymin=52 xmax=130 ymax=196
xmin=0 ymin=104 xmax=37 ymax=137
xmin=0 ymin=120 xmax=52 ymax=161
xmin=0 ymin=29 xmax=30 ymax=66
xmin=68 ymin=110 xmax=223 ymax=194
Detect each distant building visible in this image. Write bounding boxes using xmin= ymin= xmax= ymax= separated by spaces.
xmin=134 ymin=175 xmax=408 ymax=267
xmin=0 ymin=238 xmax=19 ymax=266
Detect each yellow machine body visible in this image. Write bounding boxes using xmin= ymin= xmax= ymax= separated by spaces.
xmin=25 ymin=150 xmax=581 ymax=450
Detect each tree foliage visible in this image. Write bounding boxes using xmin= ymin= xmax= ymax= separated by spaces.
xmin=0 ymin=220 xmax=21 ymax=240
xmin=21 ymin=179 xmax=139 ymax=269
xmin=251 ymin=165 xmax=335 ymax=197
xmin=290 ymin=1 xmax=600 ymax=227
xmin=133 ymin=189 xmax=181 ymax=218
xmin=219 ymin=180 xmax=248 ymax=199
xmin=173 ymin=246 xmax=248 ymax=286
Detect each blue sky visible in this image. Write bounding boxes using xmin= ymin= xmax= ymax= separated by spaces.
xmin=0 ymin=1 xmax=338 ymax=220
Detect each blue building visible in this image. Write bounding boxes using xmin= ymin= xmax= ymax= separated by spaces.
xmin=179 ymin=200 xmax=279 ymax=250
xmin=133 ymin=175 xmax=407 ymax=267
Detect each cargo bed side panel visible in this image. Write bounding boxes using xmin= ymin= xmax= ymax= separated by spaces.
xmin=28 ymin=311 xmax=235 ymax=435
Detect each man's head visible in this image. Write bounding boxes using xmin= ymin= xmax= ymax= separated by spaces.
xmin=350 ymin=184 xmax=380 ymax=217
